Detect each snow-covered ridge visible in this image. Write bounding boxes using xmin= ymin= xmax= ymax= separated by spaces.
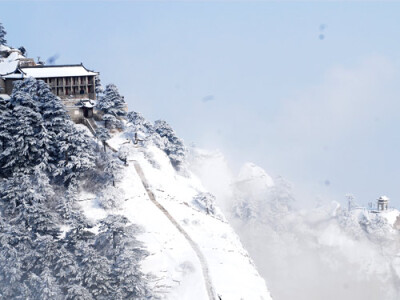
xmin=79 ymin=129 xmax=272 ymax=299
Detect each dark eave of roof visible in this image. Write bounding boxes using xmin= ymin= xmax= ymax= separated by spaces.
xmin=21 ymin=63 xmax=83 ymax=69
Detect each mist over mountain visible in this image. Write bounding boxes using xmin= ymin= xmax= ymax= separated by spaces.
xmin=189 ymin=149 xmax=400 ymax=300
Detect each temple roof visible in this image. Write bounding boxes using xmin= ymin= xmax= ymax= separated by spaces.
xmin=2 ymin=64 xmax=98 ymax=79
xmin=75 ymin=99 xmax=96 ymax=108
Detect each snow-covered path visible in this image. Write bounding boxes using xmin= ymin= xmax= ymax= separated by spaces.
xmin=133 ymin=161 xmax=217 ymax=300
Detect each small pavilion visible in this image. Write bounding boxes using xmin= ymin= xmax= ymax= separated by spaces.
xmin=377 ymin=196 xmax=389 ymax=211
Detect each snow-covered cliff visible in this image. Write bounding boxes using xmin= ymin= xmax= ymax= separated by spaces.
xmin=78 ymin=127 xmax=272 ymax=300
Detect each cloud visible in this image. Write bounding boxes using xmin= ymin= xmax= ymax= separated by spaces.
xmin=276 ymin=56 xmax=396 ymax=146
xmin=202 ymin=95 xmax=215 ymax=102
xmin=189 ymin=151 xmax=400 ymax=300
xmin=260 ymin=55 xmax=400 ymax=204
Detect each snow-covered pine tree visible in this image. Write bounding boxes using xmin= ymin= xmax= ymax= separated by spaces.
xmin=103 ymin=113 xmax=119 ymax=129
xmin=96 ymin=127 xmax=111 ymax=152
xmin=96 ymin=93 xmax=112 ymax=114
xmin=56 ymin=125 xmax=96 ymax=186
xmin=0 ymin=174 xmax=61 ymax=298
xmin=0 ymin=219 xmax=29 ymax=298
xmin=95 ymin=75 xmax=104 ymax=99
xmin=113 ymin=247 xmax=152 ymax=300
xmin=1 ymin=90 xmax=50 ymax=175
xmin=0 ymin=22 xmax=6 ymax=45
xmin=1 ymin=171 xmax=60 ymax=237
xmin=18 ymin=46 xmax=26 ymax=56
xmin=56 ymin=184 xmax=78 ymax=222
xmin=0 ymin=78 xmax=68 ymax=176
xmin=95 ymin=215 xmax=151 ymax=299
xmin=80 ymin=247 xmax=112 ymax=298
xmin=14 ymin=78 xmax=71 ymax=137
xmin=118 ymin=144 xmax=130 ymax=166
xmin=127 ymin=111 xmax=153 ymax=135
xmin=66 ymin=285 xmax=94 ymax=300
xmin=126 ymin=111 xmax=154 ymax=147
xmin=8 ymin=78 xmax=97 ymax=183
xmin=127 ymin=111 xmax=145 ymax=128
xmin=96 ymin=84 xmax=126 ymax=128
xmin=52 ymin=245 xmax=80 ymax=291
xmin=153 ymin=120 xmax=186 ymax=170
xmin=99 ymin=84 xmax=126 ymax=117
xmin=37 ymin=266 xmax=63 ymax=300
xmin=95 ymin=215 xmax=131 ymax=260
xmin=12 ymin=77 xmax=39 ymax=97
xmin=36 ymin=79 xmax=73 ymax=172
xmin=0 ymin=96 xmax=12 ymax=155
xmin=104 ymin=156 xmax=122 ymax=187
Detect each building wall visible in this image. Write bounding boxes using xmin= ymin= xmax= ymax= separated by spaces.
xmin=4 ymin=75 xmax=96 ymax=100
xmin=0 ymin=78 xmax=5 ymax=93
xmin=2 ymin=75 xmax=97 ymax=124
xmin=41 ymin=75 xmax=96 ymax=100
xmin=18 ymin=59 xmax=36 ymax=67
xmin=66 ymin=106 xmax=84 ymax=123
xmin=4 ymin=79 xmax=17 ymax=95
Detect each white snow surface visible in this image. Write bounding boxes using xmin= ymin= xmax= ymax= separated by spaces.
xmin=0 ymin=46 xmax=23 ymax=75
xmin=348 ymin=206 xmax=400 ymax=228
xmin=237 ymin=162 xmax=274 ymax=188
xmin=0 ymin=94 xmax=10 ymax=100
xmin=80 ymin=136 xmax=272 ymax=300
xmin=377 ymin=208 xmax=400 ymax=227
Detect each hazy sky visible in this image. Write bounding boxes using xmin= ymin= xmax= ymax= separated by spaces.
xmin=2 ymin=1 xmax=400 ymax=206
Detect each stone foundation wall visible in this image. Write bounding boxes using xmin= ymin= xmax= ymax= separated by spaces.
xmin=66 ymin=106 xmax=84 ymax=123
xmin=0 ymin=78 xmax=5 ymax=93
xmin=5 ymin=79 xmax=16 ymax=94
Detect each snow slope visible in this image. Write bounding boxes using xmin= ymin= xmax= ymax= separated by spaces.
xmin=80 ymin=138 xmax=272 ymax=300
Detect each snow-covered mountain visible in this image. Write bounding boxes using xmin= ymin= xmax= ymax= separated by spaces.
xmin=0 ymin=77 xmax=272 ymax=299
xmin=0 ymin=23 xmax=272 ymax=298
xmin=3 ymin=20 xmax=400 ymax=300
xmin=78 ymin=129 xmax=272 ymax=299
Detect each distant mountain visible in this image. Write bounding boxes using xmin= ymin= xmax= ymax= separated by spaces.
xmin=189 ymin=149 xmax=400 ymax=300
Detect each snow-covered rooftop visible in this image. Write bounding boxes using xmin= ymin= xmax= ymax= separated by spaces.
xmin=2 ymin=64 xmax=98 ymax=79
xmin=0 ymin=46 xmax=24 ymax=76
xmin=75 ymin=99 xmax=96 ymax=108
